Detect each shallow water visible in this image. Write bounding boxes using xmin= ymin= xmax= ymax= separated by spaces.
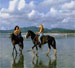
xmin=0 ymin=33 xmax=75 ymax=68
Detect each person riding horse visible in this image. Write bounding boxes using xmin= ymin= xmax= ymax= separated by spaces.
xmin=12 ymin=26 xmax=23 ymax=42
xmin=25 ymin=30 xmax=57 ymax=56
xmin=14 ymin=26 xmax=22 ymax=38
xmin=10 ymin=26 xmax=24 ymax=54
xmin=36 ymin=24 xmax=44 ymax=47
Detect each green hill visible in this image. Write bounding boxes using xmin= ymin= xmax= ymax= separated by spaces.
xmin=0 ymin=26 xmax=75 ymax=33
xmin=49 ymin=28 xmax=75 ymax=33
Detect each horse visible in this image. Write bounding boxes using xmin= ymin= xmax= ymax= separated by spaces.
xmin=10 ymin=33 xmax=24 ymax=54
xmin=25 ymin=30 xmax=57 ymax=56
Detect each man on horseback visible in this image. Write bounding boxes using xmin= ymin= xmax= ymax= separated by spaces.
xmin=10 ymin=26 xmax=24 ymax=54
xmin=11 ymin=26 xmax=23 ymax=42
xmin=14 ymin=26 xmax=22 ymax=38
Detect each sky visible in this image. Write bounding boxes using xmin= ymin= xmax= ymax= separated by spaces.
xmin=0 ymin=0 xmax=75 ymax=30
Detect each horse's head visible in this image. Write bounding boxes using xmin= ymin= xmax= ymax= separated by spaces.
xmin=25 ymin=30 xmax=32 ymax=38
xmin=25 ymin=30 xmax=35 ymax=39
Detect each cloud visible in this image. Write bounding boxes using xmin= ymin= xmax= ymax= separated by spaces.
xmin=18 ymin=0 xmax=26 ymax=10
xmin=0 ymin=26 xmax=6 ymax=30
xmin=62 ymin=17 xmax=70 ymax=23
xmin=0 ymin=12 xmax=10 ymax=18
xmin=8 ymin=0 xmax=18 ymax=12
xmin=40 ymin=0 xmax=63 ymax=6
xmin=50 ymin=8 xmax=57 ymax=15
xmin=38 ymin=0 xmax=68 ymax=9
xmin=51 ymin=24 xmax=59 ymax=28
xmin=28 ymin=10 xmax=35 ymax=18
xmin=62 ymin=1 xmax=75 ymax=10
xmin=29 ymin=1 xmax=35 ymax=8
xmin=0 ymin=8 xmax=8 ymax=13
xmin=0 ymin=0 xmax=75 ymax=30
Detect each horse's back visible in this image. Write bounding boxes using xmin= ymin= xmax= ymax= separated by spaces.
xmin=10 ymin=33 xmax=23 ymax=43
xmin=41 ymin=35 xmax=55 ymax=43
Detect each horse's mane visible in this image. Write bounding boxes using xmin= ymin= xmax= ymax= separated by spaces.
xmin=28 ymin=30 xmax=35 ymax=35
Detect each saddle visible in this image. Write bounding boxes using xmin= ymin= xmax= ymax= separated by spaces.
xmin=41 ymin=35 xmax=48 ymax=44
xmin=34 ymin=35 xmax=48 ymax=44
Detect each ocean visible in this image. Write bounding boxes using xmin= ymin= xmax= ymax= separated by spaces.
xmin=0 ymin=33 xmax=75 ymax=68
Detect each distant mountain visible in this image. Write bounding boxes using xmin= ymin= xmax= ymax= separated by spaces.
xmin=0 ymin=26 xmax=75 ymax=33
xmin=49 ymin=28 xmax=75 ymax=33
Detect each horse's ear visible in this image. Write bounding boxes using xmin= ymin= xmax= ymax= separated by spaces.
xmin=28 ymin=30 xmax=31 ymax=32
xmin=27 ymin=30 xmax=32 ymax=34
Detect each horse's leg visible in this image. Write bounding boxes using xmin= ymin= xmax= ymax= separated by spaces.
xmin=52 ymin=40 xmax=57 ymax=56
xmin=12 ymin=45 xmax=17 ymax=55
xmin=19 ymin=40 xmax=24 ymax=49
xmin=19 ymin=39 xmax=24 ymax=53
xmin=12 ymin=41 xmax=15 ymax=55
xmin=19 ymin=43 xmax=23 ymax=54
xmin=19 ymin=37 xmax=24 ymax=53
xmin=12 ymin=40 xmax=17 ymax=54
xmin=54 ymin=49 xmax=57 ymax=56
xmin=14 ymin=46 xmax=17 ymax=54
xmin=32 ymin=45 xmax=36 ymax=54
xmin=12 ymin=46 xmax=14 ymax=55
xmin=36 ymin=46 xmax=39 ymax=56
xmin=46 ymin=42 xmax=51 ymax=56
xmin=19 ymin=47 xmax=22 ymax=54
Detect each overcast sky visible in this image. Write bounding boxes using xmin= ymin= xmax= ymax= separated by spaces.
xmin=0 ymin=0 xmax=75 ymax=30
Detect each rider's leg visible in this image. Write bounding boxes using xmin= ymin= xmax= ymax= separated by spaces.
xmin=38 ymin=33 xmax=43 ymax=48
xmin=39 ymin=33 xmax=43 ymax=44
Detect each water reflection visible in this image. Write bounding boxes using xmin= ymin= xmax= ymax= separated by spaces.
xmin=32 ymin=56 xmax=57 ymax=68
xmin=12 ymin=53 xmax=24 ymax=68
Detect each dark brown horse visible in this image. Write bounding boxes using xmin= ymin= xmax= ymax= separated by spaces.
xmin=10 ymin=33 xmax=24 ymax=54
xmin=25 ymin=30 xmax=57 ymax=56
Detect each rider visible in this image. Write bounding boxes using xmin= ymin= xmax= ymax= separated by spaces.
xmin=14 ymin=26 xmax=22 ymax=38
xmin=36 ymin=24 xmax=44 ymax=45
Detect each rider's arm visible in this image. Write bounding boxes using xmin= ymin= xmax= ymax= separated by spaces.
xmin=36 ymin=26 xmax=43 ymax=34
